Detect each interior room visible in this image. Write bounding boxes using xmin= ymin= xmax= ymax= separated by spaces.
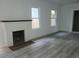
xmin=0 ymin=0 xmax=79 ymax=58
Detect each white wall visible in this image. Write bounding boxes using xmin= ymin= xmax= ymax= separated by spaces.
xmin=60 ymin=3 xmax=79 ymax=32
xmin=0 ymin=0 xmax=60 ymax=47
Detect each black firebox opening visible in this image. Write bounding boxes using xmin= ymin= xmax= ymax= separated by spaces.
xmin=13 ymin=30 xmax=25 ymax=46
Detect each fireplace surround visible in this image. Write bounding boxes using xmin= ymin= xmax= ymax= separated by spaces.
xmin=0 ymin=19 xmax=32 ymax=47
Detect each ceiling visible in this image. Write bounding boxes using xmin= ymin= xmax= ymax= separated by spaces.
xmin=49 ymin=0 xmax=79 ymax=5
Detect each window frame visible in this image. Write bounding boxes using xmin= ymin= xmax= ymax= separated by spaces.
xmin=51 ymin=10 xmax=57 ymax=26
xmin=31 ymin=8 xmax=40 ymax=29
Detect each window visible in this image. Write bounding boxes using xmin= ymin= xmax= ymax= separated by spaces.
xmin=51 ymin=10 xmax=57 ymax=26
xmin=31 ymin=8 xmax=40 ymax=29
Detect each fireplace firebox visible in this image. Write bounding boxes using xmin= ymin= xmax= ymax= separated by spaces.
xmin=13 ymin=30 xmax=25 ymax=46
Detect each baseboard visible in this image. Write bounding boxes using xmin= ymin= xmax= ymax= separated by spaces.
xmin=30 ymin=31 xmax=60 ymax=41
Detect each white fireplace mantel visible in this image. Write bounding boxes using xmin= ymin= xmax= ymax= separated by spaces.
xmin=0 ymin=19 xmax=32 ymax=47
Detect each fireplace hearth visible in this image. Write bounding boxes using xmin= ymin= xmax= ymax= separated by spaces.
xmin=9 ymin=30 xmax=34 ymax=51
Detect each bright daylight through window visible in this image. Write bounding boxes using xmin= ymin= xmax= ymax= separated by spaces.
xmin=51 ymin=10 xmax=57 ymax=26
xmin=31 ymin=8 xmax=40 ymax=29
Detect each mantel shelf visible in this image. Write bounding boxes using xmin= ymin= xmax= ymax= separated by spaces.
xmin=0 ymin=20 xmax=32 ymax=22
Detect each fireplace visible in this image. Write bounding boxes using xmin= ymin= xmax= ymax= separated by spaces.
xmin=0 ymin=19 xmax=32 ymax=49
xmin=13 ymin=30 xmax=25 ymax=46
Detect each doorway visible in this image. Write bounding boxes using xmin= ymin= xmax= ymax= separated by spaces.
xmin=73 ymin=10 xmax=79 ymax=32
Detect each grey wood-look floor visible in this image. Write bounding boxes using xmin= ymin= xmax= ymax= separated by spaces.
xmin=1 ymin=32 xmax=79 ymax=58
